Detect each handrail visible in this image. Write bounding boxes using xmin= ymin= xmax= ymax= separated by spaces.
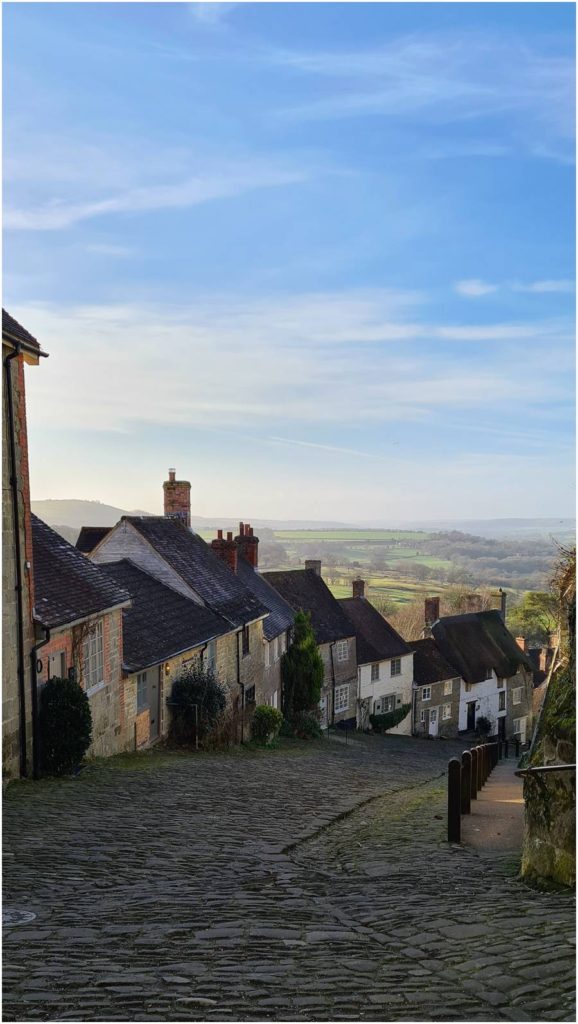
xmin=515 ymin=764 xmax=576 ymax=777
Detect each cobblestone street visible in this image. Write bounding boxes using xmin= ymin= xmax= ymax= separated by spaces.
xmin=3 ymin=734 xmax=575 ymax=1022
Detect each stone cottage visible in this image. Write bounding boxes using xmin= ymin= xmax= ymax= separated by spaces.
xmin=32 ymin=516 xmax=131 ymax=758
xmin=264 ymin=562 xmax=357 ymax=726
xmin=2 ymin=310 xmax=47 ymax=779
xmin=409 ymin=638 xmax=464 ymax=739
xmin=339 ymin=579 xmax=413 ymax=734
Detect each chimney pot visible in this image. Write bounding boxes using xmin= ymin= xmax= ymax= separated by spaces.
xmin=227 ymin=531 xmax=233 ymax=542
xmin=239 ymin=522 xmax=245 ymax=536
xmin=424 ymin=596 xmax=440 ymax=629
xmin=217 ymin=529 xmax=223 ymax=540
xmin=305 ymin=559 xmax=322 ymax=576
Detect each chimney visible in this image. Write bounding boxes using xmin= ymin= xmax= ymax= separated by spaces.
xmin=499 ymin=588 xmax=507 ymax=622
xmin=352 ymin=578 xmax=365 ymax=599
xmin=424 ymin=596 xmax=440 ymax=628
xmin=464 ymin=593 xmax=482 ymax=614
xmin=305 ymin=559 xmax=321 ymax=576
xmin=516 ymin=637 xmax=527 ymax=653
xmin=235 ymin=521 xmax=259 ymax=568
xmin=163 ymin=467 xmax=191 ymax=528
xmin=211 ymin=529 xmax=238 ymax=573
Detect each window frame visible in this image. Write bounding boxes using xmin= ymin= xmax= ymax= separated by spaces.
xmin=442 ymin=703 xmax=452 ymax=721
xmin=334 ymin=684 xmax=349 ymax=714
xmin=336 ymin=640 xmax=349 ymax=663
xmin=422 ymin=686 xmax=431 ymax=701
xmin=136 ymin=671 xmax=148 ymax=712
xmin=512 ymin=686 xmax=523 ymax=706
xmin=443 ymin=679 xmax=453 ymax=696
xmin=390 ymin=657 xmax=402 ymax=677
xmin=498 ymin=690 xmax=506 ymax=712
xmin=82 ymin=619 xmax=105 ymax=695
xmin=371 ymin=663 xmax=380 ymax=682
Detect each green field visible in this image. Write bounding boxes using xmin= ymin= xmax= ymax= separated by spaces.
xmin=274 ymin=529 xmax=428 ymax=542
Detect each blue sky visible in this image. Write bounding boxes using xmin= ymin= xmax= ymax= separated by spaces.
xmin=4 ymin=2 xmax=575 ymax=521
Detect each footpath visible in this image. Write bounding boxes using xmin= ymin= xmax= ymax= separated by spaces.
xmin=461 ymin=757 xmax=525 ymax=855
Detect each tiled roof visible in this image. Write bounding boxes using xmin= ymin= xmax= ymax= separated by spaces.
xmin=263 ymin=569 xmax=354 ymax=644
xmin=408 ymin=638 xmax=461 ymax=687
xmin=339 ymin=597 xmax=410 ymax=664
xmin=100 ymin=560 xmax=231 ymax=673
xmin=124 ymin=517 xmax=268 ymax=628
xmin=432 ymin=610 xmax=534 ymax=686
xmin=235 ymin=557 xmax=295 ymax=641
xmin=32 ymin=515 xmax=130 ymax=629
xmin=2 ymin=309 xmax=41 ymax=352
xmin=76 ymin=526 xmax=112 ymax=554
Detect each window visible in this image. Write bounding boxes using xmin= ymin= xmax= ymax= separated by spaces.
xmin=499 ymin=690 xmax=506 ymax=712
xmin=204 ymin=640 xmax=216 ymax=674
xmin=420 ymin=709 xmax=426 ymax=723
xmin=245 ymin=685 xmax=256 ymax=705
xmin=137 ymin=672 xmax=148 ymax=711
xmin=334 ymin=685 xmax=349 ymax=713
xmin=371 ymin=663 xmax=380 ymax=682
xmin=422 ymin=686 xmax=431 ymax=701
xmin=390 ymin=658 xmax=402 ymax=676
xmin=443 ymin=679 xmax=453 ymax=696
xmin=265 ymin=642 xmax=270 ymax=668
xmin=242 ymin=625 xmax=250 ymax=657
xmin=374 ymin=694 xmax=395 ymax=715
xmin=485 ymin=667 xmax=493 ymax=680
xmin=497 ymin=677 xmax=504 ymax=689
xmin=513 ymin=687 xmax=522 ymax=705
xmin=336 ymin=640 xmax=349 ymax=663
xmin=430 ymin=709 xmax=437 ymax=724
xmin=48 ymin=651 xmax=66 ymax=680
xmin=465 ymin=682 xmax=473 ymax=693
xmin=273 ymin=637 xmax=279 ymax=662
xmin=442 ymin=703 xmax=451 ymax=721
xmin=513 ymin=716 xmax=526 ymax=737
xmin=280 ymin=633 xmax=286 ymax=655
xmin=82 ymin=620 xmax=104 ymax=694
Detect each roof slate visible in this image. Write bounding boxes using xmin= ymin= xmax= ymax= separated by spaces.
xmin=124 ymin=517 xmax=268 ymax=628
xmin=408 ymin=638 xmax=461 ymax=687
xmin=76 ymin=526 xmax=112 ymax=554
xmin=235 ymin=557 xmax=295 ymax=641
xmin=431 ymin=610 xmax=535 ymax=685
xmin=338 ymin=597 xmax=410 ymax=664
xmin=2 ymin=309 xmax=41 ymax=352
xmin=32 ymin=515 xmax=130 ymax=629
xmin=263 ymin=569 xmax=354 ymax=644
xmin=100 ymin=560 xmax=231 ymax=672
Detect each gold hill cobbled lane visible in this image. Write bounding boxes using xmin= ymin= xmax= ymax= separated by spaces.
xmin=3 ymin=735 xmax=575 ymax=1022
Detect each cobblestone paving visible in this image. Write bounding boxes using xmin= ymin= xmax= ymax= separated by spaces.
xmin=3 ymin=734 xmax=575 ymax=1022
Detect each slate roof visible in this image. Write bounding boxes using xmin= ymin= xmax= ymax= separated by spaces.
xmin=235 ymin=557 xmax=295 ymax=641
xmin=32 ymin=515 xmax=130 ymax=629
xmin=263 ymin=569 xmax=354 ymax=644
xmin=408 ymin=638 xmax=461 ymax=687
xmin=2 ymin=309 xmax=45 ymax=355
xmin=431 ymin=610 xmax=535 ymax=686
xmin=76 ymin=526 xmax=112 ymax=554
xmin=99 ymin=560 xmax=230 ymax=673
xmin=338 ymin=597 xmax=410 ymax=664
xmin=123 ymin=517 xmax=268 ymax=628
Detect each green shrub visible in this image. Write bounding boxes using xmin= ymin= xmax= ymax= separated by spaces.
xmin=251 ymin=705 xmax=284 ymax=743
xmin=168 ymin=666 xmax=227 ymax=745
xmin=475 ymin=715 xmax=492 ymax=737
xmin=369 ymin=703 xmax=412 ymax=734
xmin=39 ymin=677 xmax=92 ymax=776
xmin=292 ymin=710 xmax=323 ymax=739
xmin=281 ymin=612 xmax=324 ymax=722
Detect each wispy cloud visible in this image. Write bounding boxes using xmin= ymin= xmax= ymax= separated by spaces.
xmin=511 ymin=279 xmax=575 ymax=294
xmin=5 ymin=161 xmax=311 ymax=231
xmin=455 ymin=279 xmax=498 ymax=298
xmin=189 ymin=2 xmax=238 ymax=25
xmin=85 ymin=243 xmax=136 ymax=258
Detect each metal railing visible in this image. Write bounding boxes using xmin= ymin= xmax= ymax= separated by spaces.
xmin=448 ymin=741 xmax=501 ymax=843
xmin=515 ymin=763 xmax=576 ymax=778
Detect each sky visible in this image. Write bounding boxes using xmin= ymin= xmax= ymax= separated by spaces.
xmin=4 ymin=1 xmax=576 ymax=522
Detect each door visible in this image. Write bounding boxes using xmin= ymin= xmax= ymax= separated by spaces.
xmin=467 ymin=701 xmax=476 ymax=731
xmin=429 ymin=707 xmax=438 ymax=737
xmin=149 ymin=668 xmax=161 ymax=741
xmin=498 ymin=716 xmax=506 ymax=740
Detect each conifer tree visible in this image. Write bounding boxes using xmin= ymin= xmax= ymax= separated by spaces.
xmin=281 ymin=610 xmax=324 ymax=721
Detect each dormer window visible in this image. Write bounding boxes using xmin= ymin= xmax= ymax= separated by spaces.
xmin=485 ymin=667 xmax=493 ymax=680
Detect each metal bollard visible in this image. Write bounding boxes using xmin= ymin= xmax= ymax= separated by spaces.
xmin=448 ymin=758 xmax=461 ymax=843
xmin=461 ymin=750 xmax=472 ymax=815
xmin=470 ymin=747 xmax=478 ymax=799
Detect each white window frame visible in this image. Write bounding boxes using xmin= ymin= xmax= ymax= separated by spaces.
xmin=336 ymin=640 xmax=349 ymax=663
xmin=374 ymin=694 xmax=395 ymax=715
xmin=390 ymin=657 xmax=402 ymax=677
xmin=513 ymin=716 xmax=526 ymax=737
xmin=48 ymin=650 xmax=66 ymax=680
xmin=430 ymin=708 xmax=438 ymax=724
xmin=371 ymin=663 xmax=380 ymax=682
xmin=512 ymin=687 xmax=523 ymax=706
xmin=205 ymin=639 xmax=216 ymax=674
xmin=442 ymin=703 xmax=451 ymax=721
xmin=420 ymin=709 xmax=426 ymax=723
xmin=273 ymin=636 xmax=279 ymax=662
xmin=265 ymin=641 xmax=270 ymax=668
xmin=82 ymin=620 xmax=104 ymax=695
xmin=280 ymin=633 xmax=286 ymax=655
xmin=443 ymin=679 xmax=453 ymax=696
xmin=422 ymin=686 xmax=431 ymax=701
xmin=334 ymin=684 xmax=349 ymax=713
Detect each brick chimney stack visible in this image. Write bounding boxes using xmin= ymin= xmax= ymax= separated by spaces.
xmin=211 ymin=529 xmax=238 ymax=573
xmin=424 ymin=596 xmax=440 ymax=629
xmin=235 ymin=521 xmax=259 ymax=568
xmin=305 ymin=559 xmax=321 ymax=576
xmin=516 ymin=636 xmax=527 ymax=653
xmin=352 ymin=578 xmax=365 ymax=599
xmin=163 ymin=467 xmax=191 ymax=528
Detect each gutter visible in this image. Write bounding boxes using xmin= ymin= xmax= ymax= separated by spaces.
xmin=4 ymin=345 xmax=28 ymax=776
xmin=30 ymin=625 xmax=51 ymax=779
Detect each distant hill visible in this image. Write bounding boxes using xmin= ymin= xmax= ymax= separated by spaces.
xmin=358 ymin=518 xmax=576 ymax=541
